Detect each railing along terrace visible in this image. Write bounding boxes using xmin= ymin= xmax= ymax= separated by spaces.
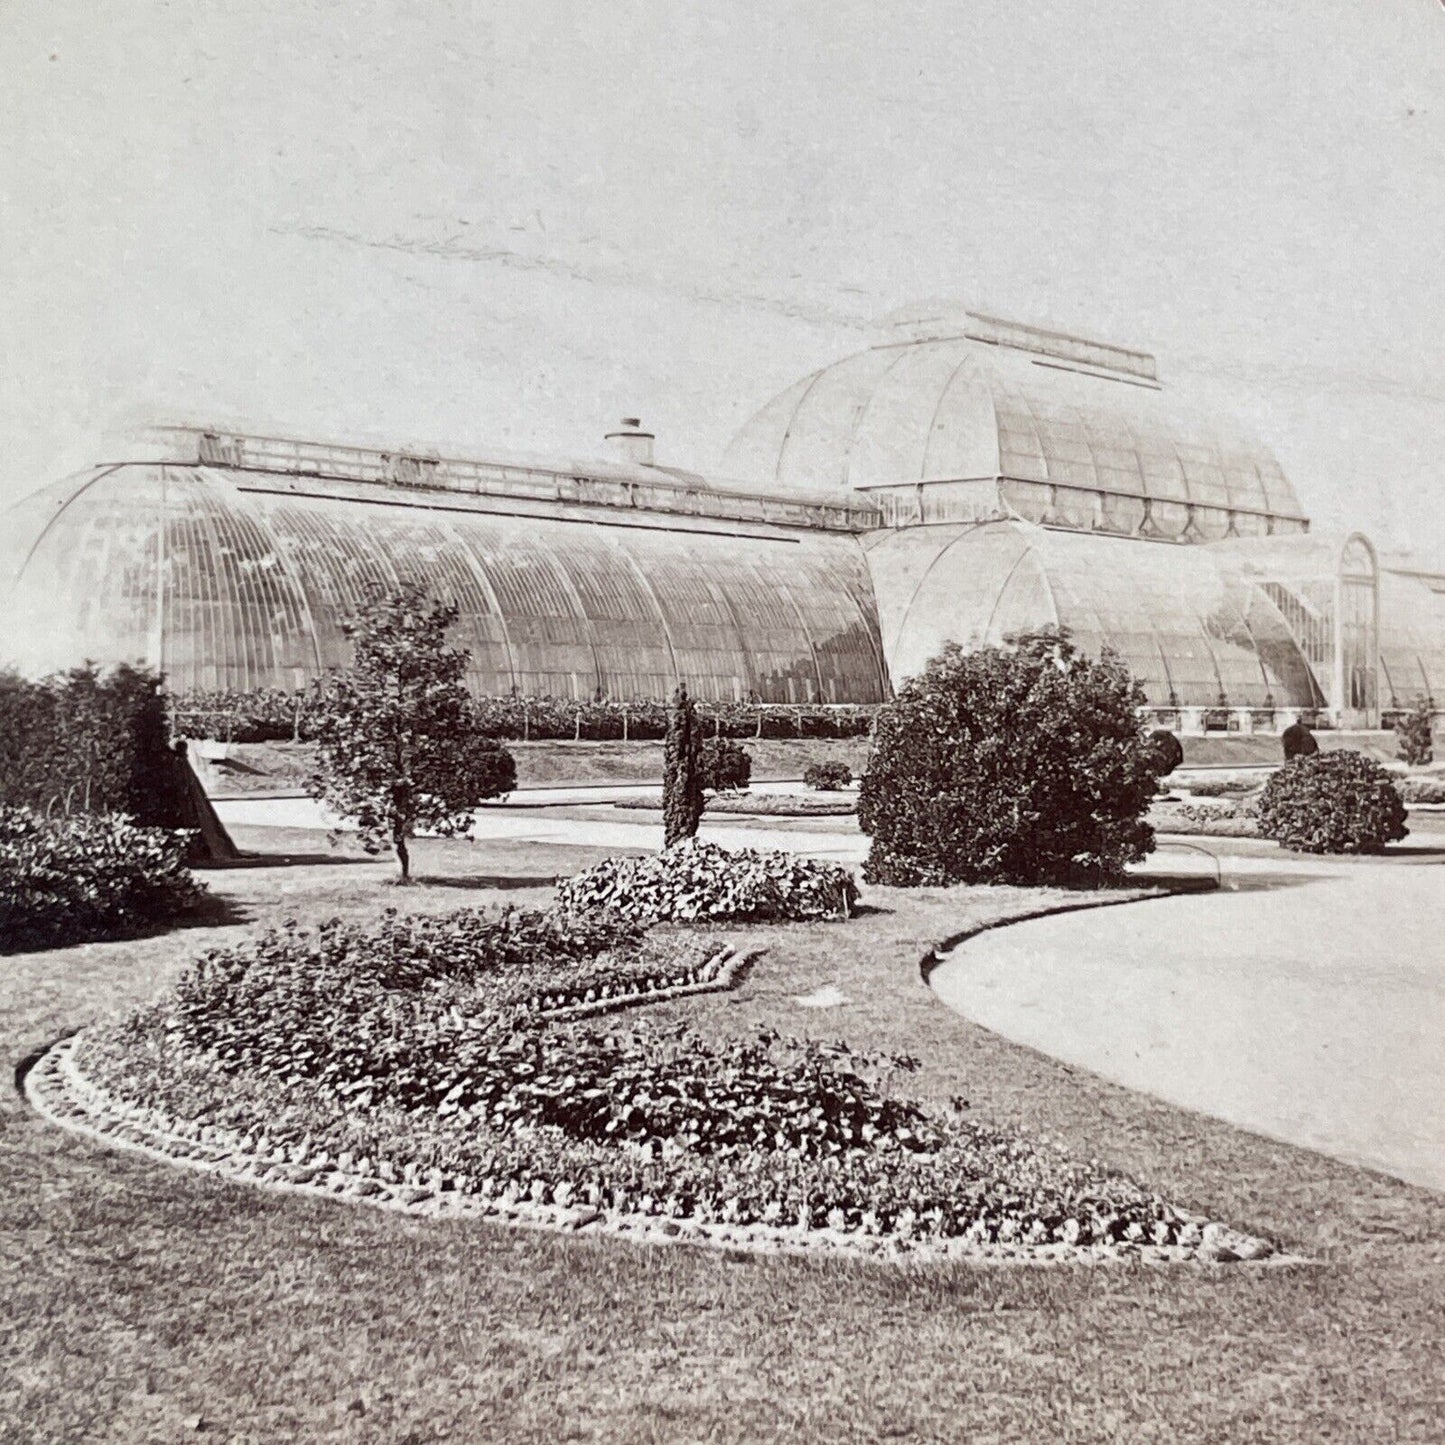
xmin=166 ymin=428 xmax=881 ymax=534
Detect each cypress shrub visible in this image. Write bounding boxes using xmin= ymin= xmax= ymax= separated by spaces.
xmin=1145 ymin=729 xmax=1185 ymax=777
xmin=858 ymin=631 xmax=1160 ymax=887
xmin=662 ymin=684 xmax=705 ymax=848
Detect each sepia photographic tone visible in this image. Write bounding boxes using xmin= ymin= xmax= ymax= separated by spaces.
xmin=3 ymin=4 xmax=1443 ymax=1442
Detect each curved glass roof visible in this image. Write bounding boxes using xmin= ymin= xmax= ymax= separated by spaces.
xmin=0 ymin=464 xmax=887 ymax=703
xmin=862 ymin=521 xmax=1323 ymax=709
xmin=724 ymin=334 xmax=1307 ymax=534
xmin=1379 ymin=573 xmax=1445 ymax=707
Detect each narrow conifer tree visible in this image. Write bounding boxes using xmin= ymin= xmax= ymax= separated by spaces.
xmin=662 ymin=682 xmax=705 ymax=848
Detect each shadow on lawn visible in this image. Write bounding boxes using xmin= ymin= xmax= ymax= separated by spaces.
xmin=0 ymin=891 xmax=251 ymax=960
xmin=195 ymin=850 xmax=381 ymax=870
xmin=409 ymin=873 xmax=564 ymax=890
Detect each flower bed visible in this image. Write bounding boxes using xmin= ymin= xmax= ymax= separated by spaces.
xmin=40 ymin=901 xmax=1273 ymax=1265
xmin=553 ymin=839 xmax=858 ymax=923
xmin=1396 ymin=774 xmax=1445 ymax=805
xmin=1149 ymin=800 xmax=1261 ymax=839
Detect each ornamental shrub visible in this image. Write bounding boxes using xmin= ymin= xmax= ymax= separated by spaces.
xmin=1144 ymin=729 xmax=1184 ymax=778
xmin=0 ymin=806 xmax=205 ymax=952
xmin=700 ymin=737 xmax=751 ymax=793
xmin=803 ymin=759 xmax=853 ymax=791
xmin=554 ymin=838 xmax=858 ymax=924
xmin=857 ymin=630 xmax=1159 ymax=887
xmin=1395 ymin=697 xmax=1435 ymax=768
xmin=1255 ymin=750 xmax=1409 ymax=854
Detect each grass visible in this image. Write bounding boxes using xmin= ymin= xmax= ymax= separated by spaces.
xmin=4 ymin=833 xmax=1445 ymax=1442
xmin=209 ymin=738 xmax=874 ymax=795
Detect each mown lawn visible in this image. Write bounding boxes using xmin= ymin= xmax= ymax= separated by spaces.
xmin=3 ymin=832 xmax=1443 ymax=1443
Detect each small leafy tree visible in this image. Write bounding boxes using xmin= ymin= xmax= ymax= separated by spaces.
xmin=662 ymin=683 xmax=705 ymax=848
xmin=858 ymin=629 xmax=1160 ymax=886
xmin=307 ymin=585 xmax=516 ymax=879
xmin=1395 ymin=697 xmax=1435 ymax=767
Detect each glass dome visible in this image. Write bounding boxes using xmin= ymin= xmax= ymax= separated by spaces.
xmin=724 ymin=328 xmax=1309 ymax=544
xmin=862 ymin=521 xmax=1322 ymax=709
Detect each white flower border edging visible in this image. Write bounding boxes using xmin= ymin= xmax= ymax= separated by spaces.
xmin=26 ymin=1029 xmax=1290 ymax=1269
xmin=523 ymin=943 xmax=759 ymax=1020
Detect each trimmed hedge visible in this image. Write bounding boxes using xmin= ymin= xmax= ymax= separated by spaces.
xmin=0 ymin=806 xmax=206 ymax=952
xmin=1256 ymin=751 xmax=1409 ymax=854
xmin=167 ymin=687 xmax=878 ymax=744
xmin=0 ymin=665 xmax=186 ymax=826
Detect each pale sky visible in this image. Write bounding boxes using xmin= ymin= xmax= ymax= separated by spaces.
xmin=4 ymin=1 xmax=1444 ymax=554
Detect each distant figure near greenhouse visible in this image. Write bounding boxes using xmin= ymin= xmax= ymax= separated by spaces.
xmin=3 ymin=305 xmax=1443 ymax=741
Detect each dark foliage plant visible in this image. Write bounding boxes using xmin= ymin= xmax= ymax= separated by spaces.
xmin=307 ymin=587 xmax=516 ymax=878
xmin=700 ymin=736 xmax=751 ymax=793
xmin=1144 ymin=729 xmax=1184 ymax=778
xmin=0 ymin=664 xmax=186 ymax=826
xmin=1255 ymin=750 xmax=1409 ymax=854
xmin=803 ymin=759 xmax=853 ymax=791
xmin=857 ymin=630 xmax=1160 ymax=887
xmin=0 ymin=806 xmax=205 ymax=952
xmin=1395 ymin=697 xmax=1435 ymax=768
xmin=1281 ymin=719 xmax=1319 ymax=761
xmin=662 ymin=684 xmax=705 ymax=848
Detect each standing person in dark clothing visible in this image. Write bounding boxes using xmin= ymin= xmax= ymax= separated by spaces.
xmin=1282 ymin=718 xmax=1320 ymax=761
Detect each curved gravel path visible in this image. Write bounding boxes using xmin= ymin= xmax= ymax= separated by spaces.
xmin=930 ymin=857 xmax=1445 ymax=1191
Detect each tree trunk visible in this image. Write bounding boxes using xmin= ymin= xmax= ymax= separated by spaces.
xmin=395 ymin=832 xmax=411 ymax=881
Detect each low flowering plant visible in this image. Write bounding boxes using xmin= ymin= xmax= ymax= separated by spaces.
xmin=553 ymin=839 xmax=858 ymax=924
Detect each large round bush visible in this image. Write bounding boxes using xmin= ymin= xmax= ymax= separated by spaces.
xmin=1255 ymin=750 xmax=1408 ymax=854
xmin=857 ymin=632 xmax=1160 ymax=886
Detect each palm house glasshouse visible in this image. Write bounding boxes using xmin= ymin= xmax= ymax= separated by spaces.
xmin=5 ymin=305 xmax=1444 ymax=733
